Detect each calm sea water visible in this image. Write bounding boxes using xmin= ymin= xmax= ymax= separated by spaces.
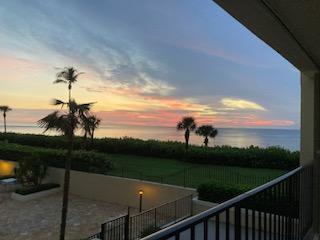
xmin=3 ymin=125 xmax=300 ymax=151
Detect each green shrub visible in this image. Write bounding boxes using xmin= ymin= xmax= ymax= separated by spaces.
xmin=15 ymin=183 xmax=60 ymax=195
xmin=197 ymin=181 xmax=298 ymax=217
xmin=0 ymin=142 xmax=114 ymax=174
xmin=0 ymin=133 xmax=299 ymax=170
xmin=140 ymin=225 xmax=161 ymax=238
xmin=197 ymin=181 xmax=251 ymax=203
xmin=15 ymin=153 xmax=47 ymax=186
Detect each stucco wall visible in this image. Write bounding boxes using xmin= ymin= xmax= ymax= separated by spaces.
xmin=46 ymin=167 xmax=197 ymax=210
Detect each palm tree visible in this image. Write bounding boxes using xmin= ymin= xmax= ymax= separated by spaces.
xmin=40 ymin=67 xmax=90 ymax=240
xmin=177 ymin=117 xmax=196 ymax=150
xmin=81 ymin=115 xmax=101 ymax=145
xmin=54 ymin=67 xmax=83 ymax=101
xmin=38 ymin=99 xmax=94 ymax=240
xmin=88 ymin=115 xmax=101 ymax=143
xmin=0 ymin=106 xmax=12 ymax=133
xmin=196 ymin=125 xmax=218 ymax=147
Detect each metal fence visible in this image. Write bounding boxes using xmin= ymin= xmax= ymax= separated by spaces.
xmin=108 ymin=166 xmax=278 ymax=188
xmin=141 ymin=165 xmax=313 ymax=240
xmin=88 ymin=195 xmax=193 ymax=240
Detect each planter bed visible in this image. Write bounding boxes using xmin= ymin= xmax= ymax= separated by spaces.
xmin=0 ymin=175 xmax=15 ymax=180
xmin=12 ymin=183 xmax=61 ymax=201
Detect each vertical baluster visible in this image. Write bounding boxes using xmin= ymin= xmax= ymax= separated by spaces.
xmin=226 ymin=209 xmax=230 ymax=240
xmin=264 ymin=212 xmax=267 ymax=240
xmin=235 ymin=206 xmax=241 ymax=240
xmin=245 ymin=208 xmax=249 ymax=240
xmin=216 ymin=214 xmax=220 ymax=240
xmin=204 ymin=219 xmax=208 ymax=240
xmin=252 ymin=209 xmax=256 ymax=240
xmin=191 ymin=225 xmax=195 ymax=240
xmin=259 ymin=211 xmax=262 ymax=240
xmin=269 ymin=213 xmax=272 ymax=240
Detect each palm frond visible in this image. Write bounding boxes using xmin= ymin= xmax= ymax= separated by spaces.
xmin=53 ymin=79 xmax=67 ymax=84
xmin=37 ymin=111 xmax=62 ymax=133
xmin=0 ymin=105 xmax=12 ymax=113
xmin=51 ymin=99 xmax=67 ymax=109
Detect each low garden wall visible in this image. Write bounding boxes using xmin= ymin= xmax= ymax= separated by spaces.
xmin=45 ymin=167 xmax=197 ymax=210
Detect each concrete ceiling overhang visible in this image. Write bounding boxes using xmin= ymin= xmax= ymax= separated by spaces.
xmin=213 ymin=0 xmax=320 ymax=72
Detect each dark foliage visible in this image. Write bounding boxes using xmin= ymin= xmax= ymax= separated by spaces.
xmin=0 ymin=141 xmax=113 ymax=174
xmin=0 ymin=133 xmax=299 ymax=170
xmin=15 ymin=183 xmax=60 ymax=195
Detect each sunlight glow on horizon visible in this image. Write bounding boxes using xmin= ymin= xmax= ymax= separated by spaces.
xmin=0 ymin=0 xmax=300 ymax=129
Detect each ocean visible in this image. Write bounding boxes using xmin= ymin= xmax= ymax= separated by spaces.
xmin=3 ymin=125 xmax=300 ymax=151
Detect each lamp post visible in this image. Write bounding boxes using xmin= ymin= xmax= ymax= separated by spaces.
xmin=139 ymin=189 xmax=144 ymax=212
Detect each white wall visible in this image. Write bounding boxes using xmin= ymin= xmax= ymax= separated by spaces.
xmin=46 ymin=167 xmax=196 ymax=210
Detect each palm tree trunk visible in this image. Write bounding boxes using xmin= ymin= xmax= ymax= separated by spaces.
xmin=91 ymin=129 xmax=95 ymax=144
xmin=3 ymin=113 xmax=6 ymax=134
xmin=68 ymin=87 xmax=71 ymax=102
xmin=60 ymin=89 xmax=73 ymax=240
xmin=185 ymin=129 xmax=190 ymax=151
xmin=204 ymin=137 xmax=208 ymax=147
xmin=59 ymin=132 xmax=74 ymax=240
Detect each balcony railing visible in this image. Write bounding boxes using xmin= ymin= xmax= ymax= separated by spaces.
xmin=142 ymin=165 xmax=313 ymax=240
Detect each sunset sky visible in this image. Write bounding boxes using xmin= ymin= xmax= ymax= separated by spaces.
xmin=0 ymin=0 xmax=300 ymax=129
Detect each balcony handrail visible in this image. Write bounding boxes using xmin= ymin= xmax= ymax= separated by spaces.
xmin=142 ymin=166 xmax=304 ymax=240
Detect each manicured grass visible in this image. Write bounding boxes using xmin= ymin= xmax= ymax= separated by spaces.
xmin=0 ymin=141 xmax=287 ymax=189
xmin=105 ymin=154 xmax=287 ymax=188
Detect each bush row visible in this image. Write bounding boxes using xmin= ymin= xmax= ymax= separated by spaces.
xmin=15 ymin=183 xmax=60 ymax=195
xmin=197 ymin=181 xmax=251 ymax=203
xmin=0 ymin=141 xmax=114 ymax=174
xmin=197 ymin=181 xmax=298 ymax=217
xmin=0 ymin=133 xmax=299 ymax=170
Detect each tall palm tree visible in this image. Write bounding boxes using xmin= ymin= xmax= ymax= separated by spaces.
xmin=54 ymin=67 xmax=83 ymax=102
xmin=177 ymin=117 xmax=197 ymax=150
xmin=40 ymin=67 xmax=90 ymax=240
xmin=38 ymin=99 xmax=94 ymax=240
xmin=0 ymin=106 xmax=12 ymax=133
xmin=196 ymin=125 xmax=218 ymax=147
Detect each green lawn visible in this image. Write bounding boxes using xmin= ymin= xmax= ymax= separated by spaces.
xmin=105 ymin=154 xmax=286 ymax=189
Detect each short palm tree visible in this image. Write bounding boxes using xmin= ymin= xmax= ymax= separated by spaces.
xmin=196 ymin=125 xmax=218 ymax=147
xmin=81 ymin=115 xmax=101 ymax=144
xmin=177 ymin=117 xmax=196 ymax=150
xmin=0 ymin=106 xmax=12 ymax=133
xmin=54 ymin=67 xmax=83 ymax=101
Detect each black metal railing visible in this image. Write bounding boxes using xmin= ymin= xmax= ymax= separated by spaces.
xmin=108 ymin=166 xmax=279 ymax=189
xmin=89 ymin=195 xmax=193 ymax=240
xmin=141 ymin=165 xmax=313 ymax=240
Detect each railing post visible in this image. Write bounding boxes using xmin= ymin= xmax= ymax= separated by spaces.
xmin=154 ymin=208 xmax=157 ymax=228
xmin=124 ymin=214 xmax=130 ymax=240
xmin=235 ymin=205 xmax=241 ymax=240
xmin=100 ymin=223 xmax=106 ymax=240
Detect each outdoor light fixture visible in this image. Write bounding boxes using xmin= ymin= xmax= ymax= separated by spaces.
xmin=139 ymin=189 xmax=144 ymax=212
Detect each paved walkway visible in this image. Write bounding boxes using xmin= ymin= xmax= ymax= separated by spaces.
xmin=0 ymin=186 xmax=127 ymax=240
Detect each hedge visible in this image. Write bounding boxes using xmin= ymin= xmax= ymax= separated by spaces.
xmin=197 ymin=181 xmax=251 ymax=203
xmin=0 ymin=133 xmax=299 ymax=170
xmin=197 ymin=181 xmax=298 ymax=217
xmin=15 ymin=183 xmax=60 ymax=195
xmin=0 ymin=142 xmax=114 ymax=174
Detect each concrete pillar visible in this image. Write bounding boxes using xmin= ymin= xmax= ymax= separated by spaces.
xmin=301 ymin=71 xmax=320 ymax=236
